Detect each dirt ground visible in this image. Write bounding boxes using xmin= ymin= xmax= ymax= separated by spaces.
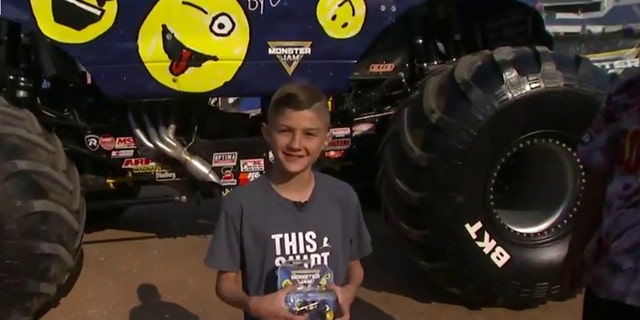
xmin=42 ymin=187 xmax=584 ymax=320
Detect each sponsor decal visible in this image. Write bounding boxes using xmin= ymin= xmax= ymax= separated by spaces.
xmin=111 ymin=149 xmax=135 ymax=158
xmin=84 ymin=134 xmax=99 ymax=151
xmin=99 ymin=135 xmax=116 ymax=150
xmin=352 ymin=122 xmax=375 ymax=136
xmin=239 ymin=171 xmax=261 ymax=186
xmin=221 ymin=188 xmax=232 ymax=197
xmin=220 ymin=166 xmax=237 ymax=186
xmin=122 ymin=157 xmax=162 ymax=173
xmin=369 ymin=63 xmax=395 ymax=72
xmin=155 ymin=170 xmax=178 ymax=181
xmin=267 ymin=41 xmax=312 ymax=75
xmin=465 ymin=221 xmax=511 ymax=268
xmin=240 ymin=158 xmax=265 ymax=172
xmin=212 ymin=152 xmax=238 ymax=167
xmin=326 ymin=138 xmax=351 ymax=151
xmin=330 ymin=127 xmax=351 ymax=138
xmin=115 ymin=136 xmax=136 ymax=149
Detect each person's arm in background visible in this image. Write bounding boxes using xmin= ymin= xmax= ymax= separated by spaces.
xmin=561 ymin=92 xmax=624 ymax=293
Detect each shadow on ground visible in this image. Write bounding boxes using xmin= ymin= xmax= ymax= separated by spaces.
xmin=359 ymin=208 xmax=470 ymax=308
xmin=85 ymin=186 xmax=221 ymax=238
xmin=129 ymin=284 xmax=199 ymax=320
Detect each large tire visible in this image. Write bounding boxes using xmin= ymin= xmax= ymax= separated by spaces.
xmin=377 ymin=46 xmax=610 ymax=309
xmin=0 ymin=98 xmax=86 ymax=319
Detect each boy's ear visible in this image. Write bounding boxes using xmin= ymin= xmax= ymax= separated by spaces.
xmin=261 ymin=122 xmax=270 ymax=142
xmin=323 ymin=130 xmax=332 ymax=148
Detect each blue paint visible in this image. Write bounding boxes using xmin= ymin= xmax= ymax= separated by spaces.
xmin=3 ymin=0 xmax=630 ymax=101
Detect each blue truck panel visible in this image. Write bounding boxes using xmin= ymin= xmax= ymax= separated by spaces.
xmin=1 ymin=0 xmax=542 ymax=100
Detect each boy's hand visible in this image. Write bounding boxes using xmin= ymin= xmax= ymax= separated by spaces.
xmin=248 ymin=285 xmax=307 ymax=320
xmin=327 ymin=283 xmax=357 ymax=320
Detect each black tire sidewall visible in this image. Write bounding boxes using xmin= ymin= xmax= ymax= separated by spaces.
xmin=442 ymin=89 xmax=602 ymax=284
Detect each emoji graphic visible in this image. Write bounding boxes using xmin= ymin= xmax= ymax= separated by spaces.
xmin=316 ymin=0 xmax=366 ymax=39
xmin=30 ymin=0 xmax=118 ymax=44
xmin=137 ymin=0 xmax=250 ymax=93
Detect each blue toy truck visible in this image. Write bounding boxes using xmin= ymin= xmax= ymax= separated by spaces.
xmin=0 ymin=0 xmax=637 ymax=318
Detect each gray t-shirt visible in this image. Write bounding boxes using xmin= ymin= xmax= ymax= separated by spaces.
xmin=204 ymin=171 xmax=372 ymax=320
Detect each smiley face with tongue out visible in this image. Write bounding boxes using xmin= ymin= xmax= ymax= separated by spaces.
xmin=137 ymin=0 xmax=250 ymax=93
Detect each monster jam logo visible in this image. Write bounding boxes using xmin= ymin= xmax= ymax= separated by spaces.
xmin=267 ymin=41 xmax=312 ymax=76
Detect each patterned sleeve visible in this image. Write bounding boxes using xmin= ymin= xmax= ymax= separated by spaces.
xmin=577 ymin=79 xmax=640 ymax=175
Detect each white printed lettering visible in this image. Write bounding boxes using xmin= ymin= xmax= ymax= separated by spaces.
xmin=271 ymin=231 xmax=328 ymax=268
xmin=464 ymin=221 xmax=511 ymax=268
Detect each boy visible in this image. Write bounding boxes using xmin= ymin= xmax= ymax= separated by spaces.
xmin=205 ymin=81 xmax=373 ymax=320
xmin=561 ymin=74 xmax=640 ymax=319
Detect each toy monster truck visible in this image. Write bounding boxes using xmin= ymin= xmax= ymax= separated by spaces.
xmin=0 ymin=0 xmax=634 ymax=318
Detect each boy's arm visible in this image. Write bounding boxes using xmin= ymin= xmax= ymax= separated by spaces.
xmin=204 ymin=195 xmax=250 ymax=310
xmin=216 ymin=271 xmax=253 ymax=314
xmin=344 ymin=187 xmax=373 ymax=291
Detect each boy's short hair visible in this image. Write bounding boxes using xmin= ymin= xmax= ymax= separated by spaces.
xmin=267 ymin=81 xmax=330 ymax=127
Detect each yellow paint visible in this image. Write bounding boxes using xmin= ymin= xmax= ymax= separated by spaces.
xmin=316 ymin=0 xmax=366 ymax=39
xmin=137 ymin=0 xmax=250 ymax=92
xmin=30 ymin=0 xmax=118 ymax=44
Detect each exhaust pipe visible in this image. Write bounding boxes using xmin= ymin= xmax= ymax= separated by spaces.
xmin=127 ymin=110 xmax=222 ymax=185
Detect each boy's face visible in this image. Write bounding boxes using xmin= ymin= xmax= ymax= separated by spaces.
xmin=262 ymin=108 xmax=332 ymax=175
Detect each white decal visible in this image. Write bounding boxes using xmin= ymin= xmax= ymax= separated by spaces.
xmin=465 ymin=221 xmax=511 ymax=268
xmin=84 ymin=134 xmax=99 ymax=151
xmin=212 ymin=152 xmax=238 ymax=167
xmin=111 ymin=149 xmax=134 ymax=158
xmin=115 ymin=136 xmax=136 ymax=149
xmin=240 ymin=158 xmax=265 ymax=172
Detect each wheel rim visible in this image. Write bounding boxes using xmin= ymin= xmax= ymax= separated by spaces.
xmin=487 ymin=133 xmax=584 ymax=239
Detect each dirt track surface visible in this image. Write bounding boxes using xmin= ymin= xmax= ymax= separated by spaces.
xmin=42 ymin=187 xmax=584 ymax=320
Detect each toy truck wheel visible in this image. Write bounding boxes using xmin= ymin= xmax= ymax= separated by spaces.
xmin=377 ymin=46 xmax=610 ymax=308
xmin=0 ymin=98 xmax=86 ymax=318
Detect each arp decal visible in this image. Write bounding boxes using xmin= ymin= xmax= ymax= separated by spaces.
xmin=137 ymin=0 xmax=251 ymax=93
xmin=30 ymin=0 xmax=118 ymax=44
xmin=267 ymin=41 xmax=312 ymax=76
xmin=465 ymin=221 xmax=511 ymax=268
xmin=316 ymin=0 xmax=366 ymax=40
xmin=121 ymin=157 xmax=163 ymax=173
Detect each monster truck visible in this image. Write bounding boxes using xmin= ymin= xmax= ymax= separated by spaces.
xmin=0 ymin=0 xmax=628 ymax=318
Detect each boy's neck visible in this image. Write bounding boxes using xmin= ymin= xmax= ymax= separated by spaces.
xmin=267 ymin=167 xmax=315 ymax=202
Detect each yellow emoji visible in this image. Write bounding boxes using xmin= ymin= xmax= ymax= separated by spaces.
xmin=30 ymin=0 xmax=118 ymax=44
xmin=316 ymin=0 xmax=366 ymax=40
xmin=137 ymin=0 xmax=250 ymax=93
